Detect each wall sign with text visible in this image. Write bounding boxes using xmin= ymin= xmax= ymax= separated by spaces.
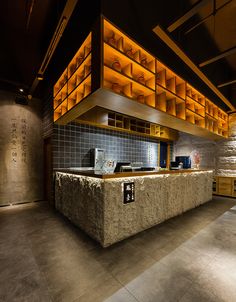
xmin=123 ymin=182 xmax=135 ymax=204
xmin=10 ymin=117 xmax=28 ymax=165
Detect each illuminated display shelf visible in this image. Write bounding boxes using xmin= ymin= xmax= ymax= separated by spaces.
xmin=53 ymin=33 xmax=92 ymax=122
xmin=53 ymin=17 xmax=229 ymax=139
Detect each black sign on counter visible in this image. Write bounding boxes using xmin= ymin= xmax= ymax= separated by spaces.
xmin=123 ymin=182 xmax=135 ymax=204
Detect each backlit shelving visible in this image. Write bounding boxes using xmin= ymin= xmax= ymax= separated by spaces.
xmin=53 ymin=17 xmax=229 ymax=139
xmin=102 ymin=18 xmax=228 ymax=138
xmin=53 ymin=33 xmax=92 ymax=122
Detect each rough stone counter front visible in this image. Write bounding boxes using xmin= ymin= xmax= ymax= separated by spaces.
xmin=55 ymin=171 xmax=213 ymax=247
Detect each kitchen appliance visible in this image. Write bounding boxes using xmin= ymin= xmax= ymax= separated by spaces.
xmin=114 ymin=162 xmax=131 ymax=172
xmin=170 ymin=161 xmax=179 ymax=170
xmin=115 ymin=162 xmax=156 ymax=172
xmin=92 ymin=148 xmax=105 ymax=171
xmin=121 ymin=165 xmax=133 ymax=172
xmin=140 ymin=167 xmax=155 ymax=171
xmin=131 ymin=162 xmax=143 ymax=171
xmin=175 ymin=156 xmax=191 ymax=169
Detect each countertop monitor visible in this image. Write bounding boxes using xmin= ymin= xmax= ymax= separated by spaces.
xmin=114 ymin=162 xmax=130 ymax=172
xmin=175 ymin=156 xmax=191 ymax=169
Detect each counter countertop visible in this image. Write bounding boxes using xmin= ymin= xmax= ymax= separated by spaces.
xmin=55 ymin=169 xmax=212 ymax=179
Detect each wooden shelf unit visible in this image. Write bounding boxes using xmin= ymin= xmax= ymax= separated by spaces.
xmin=103 ymin=65 xmax=155 ymax=106
xmin=53 ymin=67 xmax=68 ymax=98
xmin=129 ymin=119 xmax=151 ymax=134
xmin=53 ymin=33 xmax=92 ymax=122
xmin=214 ymin=176 xmax=236 ymax=198
xmin=186 ymin=84 xmax=205 ymax=106
xmin=108 ymin=112 xmax=130 ymax=129
xmin=156 ymin=60 xmax=186 ymax=99
xmin=108 ymin=112 xmax=153 ymax=136
xmin=102 ymin=18 xmax=229 ymax=138
xmin=79 ymin=108 xmax=178 ymax=141
xmin=103 ymin=19 xmax=155 ymax=73
xmin=67 ymin=34 xmax=91 ymax=79
xmin=53 ymin=17 xmax=229 ymax=140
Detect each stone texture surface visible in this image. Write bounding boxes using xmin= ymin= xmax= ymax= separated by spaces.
xmin=55 ymin=173 xmax=105 ymax=243
xmin=215 ymin=114 xmax=236 ymax=175
xmin=174 ymin=115 xmax=236 ymax=176
xmin=229 ymin=113 xmax=236 ymax=137
xmin=173 ymin=132 xmax=216 ymax=170
xmin=55 ymin=171 xmax=213 ymax=247
xmin=0 ymin=90 xmax=43 ymax=206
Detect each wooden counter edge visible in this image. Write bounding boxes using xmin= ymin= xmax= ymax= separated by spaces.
xmin=55 ymin=169 xmax=213 ymax=179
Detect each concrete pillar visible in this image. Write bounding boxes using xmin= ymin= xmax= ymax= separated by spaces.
xmin=215 ymin=113 xmax=236 ymax=176
xmin=0 ymin=90 xmax=43 ymax=206
xmin=229 ymin=113 xmax=236 ymax=137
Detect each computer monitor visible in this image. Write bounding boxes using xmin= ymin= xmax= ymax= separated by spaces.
xmin=114 ymin=162 xmax=130 ymax=172
xmin=175 ymin=156 xmax=191 ymax=169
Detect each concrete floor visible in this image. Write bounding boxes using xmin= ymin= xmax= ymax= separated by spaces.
xmin=0 ymin=197 xmax=236 ymax=302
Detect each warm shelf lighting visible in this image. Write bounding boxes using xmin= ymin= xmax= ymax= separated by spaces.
xmin=37 ymin=74 xmax=44 ymax=81
xmin=152 ymin=25 xmax=235 ymax=111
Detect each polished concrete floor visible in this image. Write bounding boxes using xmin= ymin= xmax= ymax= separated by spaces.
xmin=0 ymin=196 xmax=236 ymax=302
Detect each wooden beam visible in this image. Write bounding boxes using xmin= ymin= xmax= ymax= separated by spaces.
xmin=218 ymin=79 xmax=236 ymax=88
xmin=199 ymin=46 xmax=236 ymax=67
xmin=152 ymin=25 xmax=235 ymax=111
xmin=26 ymin=0 xmax=35 ymax=30
xmin=184 ymin=15 xmax=211 ymax=35
xmin=167 ymin=0 xmax=211 ymax=33
xmin=184 ymin=0 xmax=232 ymax=35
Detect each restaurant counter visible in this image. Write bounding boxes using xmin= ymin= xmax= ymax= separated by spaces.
xmin=55 ymin=169 xmax=213 ymax=247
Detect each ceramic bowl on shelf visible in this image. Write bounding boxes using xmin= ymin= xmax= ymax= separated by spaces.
xmin=107 ymin=31 xmax=117 ymax=48
xmin=111 ymin=58 xmax=121 ymax=72
xmin=140 ymin=56 xmax=148 ymax=68
xmin=125 ymin=48 xmax=133 ymax=59
xmin=111 ymin=83 xmax=122 ymax=94
xmin=136 ymin=94 xmax=145 ymax=103
xmin=136 ymin=73 xmax=145 ymax=85
xmin=76 ymin=55 xmax=84 ymax=68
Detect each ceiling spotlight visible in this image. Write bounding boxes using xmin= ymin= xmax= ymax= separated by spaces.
xmin=19 ymin=88 xmax=24 ymax=92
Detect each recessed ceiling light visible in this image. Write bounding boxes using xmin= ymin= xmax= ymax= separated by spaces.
xmin=19 ymin=88 xmax=24 ymax=92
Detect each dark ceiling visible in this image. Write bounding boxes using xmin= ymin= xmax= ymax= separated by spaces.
xmin=0 ymin=0 xmax=235 ymax=111
xmin=0 ymin=0 xmax=66 ymax=89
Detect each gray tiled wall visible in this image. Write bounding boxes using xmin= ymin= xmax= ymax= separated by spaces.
xmin=53 ymin=122 xmax=159 ymax=168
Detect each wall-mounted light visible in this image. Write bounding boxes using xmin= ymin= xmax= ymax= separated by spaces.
xmin=37 ymin=74 xmax=44 ymax=81
xmin=16 ymin=88 xmax=31 ymax=105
